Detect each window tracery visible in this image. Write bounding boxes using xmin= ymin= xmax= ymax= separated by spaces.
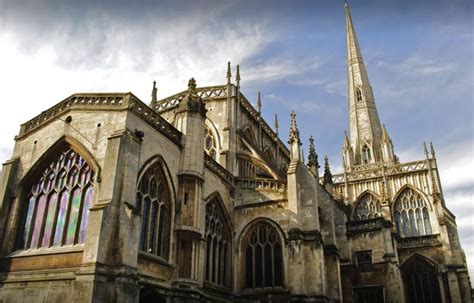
xmin=205 ymin=199 xmax=230 ymax=287
xmin=19 ymin=147 xmax=94 ymax=249
xmin=243 ymin=222 xmax=283 ymax=289
xmin=136 ymin=162 xmax=170 ymax=258
xmin=394 ymin=188 xmax=432 ymax=238
xmin=204 ymin=125 xmax=217 ymax=159
xmin=354 ymin=193 xmax=382 ymax=220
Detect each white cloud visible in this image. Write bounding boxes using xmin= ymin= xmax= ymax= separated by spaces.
xmin=0 ymin=9 xmax=273 ymax=164
xmin=243 ymin=56 xmax=320 ymax=83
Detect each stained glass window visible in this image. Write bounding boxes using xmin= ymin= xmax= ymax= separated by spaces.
xmin=136 ymin=162 xmax=170 ymax=259
xmin=394 ymin=188 xmax=432 ymax=238
xmin=243 ymin=222 xmax=283 ymax=289
xmin=19 ymin=147 xmax=94 ymax=249
xmin=205 ymin=199 xmax=230 ymax=287
xmin=354 ymin=193 xmax=382 ymax=220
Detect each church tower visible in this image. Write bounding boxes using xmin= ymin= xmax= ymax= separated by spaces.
xmin=345 ymin=2 xmax=395 ymax=166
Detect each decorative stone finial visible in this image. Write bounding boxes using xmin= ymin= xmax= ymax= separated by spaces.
xmin=236 ymin=65 xmax=241 ymax=87
xmin=227 ymin=61 xmax=231 ymax=83
xmin=308 ymin=136 xmax=319 ymax=167
xmin=323 ymin=155 xmax=333 ymax=185
xmin=188 ymin=78 xmax=197 ymax=93
xmin=288 ymin=111 xmax=300 ymax=145
xmin=274 ymin=114 xmax=279 ymax=136
xmin=257 ymin=92 xmax=262 ymax=114
xmin=177 ymin=78 xmax=206 ymax=117
xmin=423 ymin=142 xmax=429 ymax=157
xmin=151 ymin=80 xmax=157 ymax=103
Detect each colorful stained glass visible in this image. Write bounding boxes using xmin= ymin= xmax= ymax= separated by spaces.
xmin=30 ymin=195 xmax=46 ymax=248
xmin=20 ymin=146 xmax=94 ymax=250
xmin=65 ymin=188 xmax=81 ymax=245
xmin=54 ymin=191 xmax=69 ymax=246
xmin=78 ymin=186 xmax=93 ymax=243
xmin=41 ymin=193 xmax=58 ymax=247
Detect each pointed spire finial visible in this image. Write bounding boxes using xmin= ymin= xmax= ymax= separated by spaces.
xmin=257 ymin=92 xmax=262 ymax=114
xmin=430 ymin=142 xmax=436 ymax=158
xmin=323 ymin=155 xmax=333 ymax=185
xmin=343 ymin=131 xmax=350 ymax=149
xmin=423 ymin=142 xmax=429 ymax=157
xmin=274 ymin=114 xmax=279 ymax=136
xmin=382 ymin=124 xmax=391 ymax=144
xmin=226 ymin=61 xmax=231 ymax=83
xmin=345 ymin=0 xmax=349 ymax=8
xmin=308 ymin=136 xmax=319 ymax=169
xmin=151 ymin=80 xmax=157 ymax=103
xmin=236 ymin=64 xmax=241 ymax=87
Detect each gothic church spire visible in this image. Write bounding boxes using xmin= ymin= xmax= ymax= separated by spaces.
xmin=345 ymin=3 xmax=385 ymax=165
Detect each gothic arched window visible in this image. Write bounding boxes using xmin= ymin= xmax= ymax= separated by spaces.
xmin=205 ymin=198 xmax=231 ymax=287
xmin=362 ymin=145 xmax=371 ymax=164
xmin=354 ymin=193 xmax=382 ymax=220
xmin=204 ymin=125 xmax=217 ymax=159
xmin=356 ymin=88 xmax=363 ymax=101
xmin=394 ymin=188 xmax=432 ymax=238
xmin=136 ymin=162 xmax=171 ymax=259
xmin=19 ymin=147 xmax=94 ymax=249
xmin=243 ymin=222 xmax=283 ymax=289
xmin=401 ymin=255 xmax=442 ymax=303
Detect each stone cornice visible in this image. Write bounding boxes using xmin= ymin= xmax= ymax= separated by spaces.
xmin=16 ymin=93 xmax=183 ymax=147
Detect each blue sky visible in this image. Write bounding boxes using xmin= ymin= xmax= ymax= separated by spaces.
xmin=0 ymin=0 xmax=472 ymax=279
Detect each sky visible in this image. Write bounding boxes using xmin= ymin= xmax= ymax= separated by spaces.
xmin=0 ymin=0 xmax=473 ymax=281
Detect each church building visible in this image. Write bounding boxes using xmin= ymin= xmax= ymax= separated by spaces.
xmin=0 ymin=4 xmax=470 ymax=303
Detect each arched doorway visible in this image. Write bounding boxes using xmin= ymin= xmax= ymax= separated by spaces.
xmin=401 ymin=255 xmax=442 ymax=303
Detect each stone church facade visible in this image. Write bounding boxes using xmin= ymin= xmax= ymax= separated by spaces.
xmin=0 ymin=4 xmax=471 ymax=303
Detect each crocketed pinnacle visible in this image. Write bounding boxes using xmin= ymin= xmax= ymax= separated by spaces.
xmin=382 ymin=124 xmax=392 ymax=144
xmin=257 ymin=92 xmax=262 ymax=114
xmin=323 ymin=155 xmax=333 ymax=185
xmin=236 ymin=64 xmax=241 ymax=87
xmin=226 ymin=61 xmax=231 ymax=83
xmin=274 ymin=114 xmax=279 ymax=136
xmin=308 ymin=136 xmax=319 ymax=168
xmin=288 ymin=111 xmax=300 ymax=145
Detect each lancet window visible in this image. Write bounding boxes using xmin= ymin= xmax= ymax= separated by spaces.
xmin=362 ymin=145 xmax=371 ymax=164
xmin=243 ymin=222 xmax=283 ymax=289
xmin=356 ymin=88 xmax=363 ymax=101
xmin=205 ymin=199 xmax=231 ymax=287
xmin=136 ymin=162 xmax=170 ymax=259
xmin=394 ymin=188 xmax=432 ymax=238
xmin=19 ymin=147 xmax=94 ymax=249
xmin=354 ymin=193 xmax=382 ymax=220
xmin=204 ymin=125 xmax=217 ymax=159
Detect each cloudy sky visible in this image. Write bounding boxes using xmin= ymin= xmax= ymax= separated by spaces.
xmin=0 ymin=0 xmax=472 ymax=280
